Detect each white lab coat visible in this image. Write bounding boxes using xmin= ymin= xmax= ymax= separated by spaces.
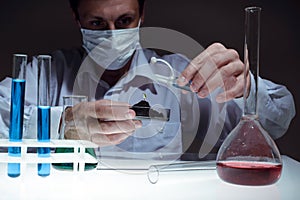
xmin=0 ymin=45 xmax=296 ymax=160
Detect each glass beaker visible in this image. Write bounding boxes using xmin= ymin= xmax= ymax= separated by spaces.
xmin=37 ymin=55 xmax=52 ymax=177
xmin=216 ymin=7 xmax=282 ymax=186
xmin=8 ymin=54 xmax=27 ymax=178
xmin=58 ymin=95 xmax=88 ymax=139
xmin=53 ymin=95 xmax=97 ymax=171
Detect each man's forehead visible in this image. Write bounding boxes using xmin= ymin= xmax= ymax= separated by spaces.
xmin=79 ymin=0 xmax=139 ymax=18
xmin=79 ymin=0 xmax=139 ymax=7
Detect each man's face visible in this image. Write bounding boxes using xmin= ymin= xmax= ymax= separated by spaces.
xmin=77 ymin=0 xmax=141 ymax=30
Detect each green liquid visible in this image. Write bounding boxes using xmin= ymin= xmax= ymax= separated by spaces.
xmin=52 ymin=148 xmax=97 ymax=171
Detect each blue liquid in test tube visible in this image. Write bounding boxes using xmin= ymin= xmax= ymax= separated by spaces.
xmin=8 ymin=79 xmax=25 ymax=177
xmin=37 ymin=55 xmax=52 ymax=177
xmin=37 ymin=106 xmax=51 ymax=177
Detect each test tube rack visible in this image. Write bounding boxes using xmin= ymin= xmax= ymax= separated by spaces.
xmin=0 ymin=139 xmax=98 ymax=172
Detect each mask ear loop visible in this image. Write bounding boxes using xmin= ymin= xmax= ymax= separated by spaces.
xmin=137 ymin=18 xmax=142 ymax=28
xmin=150 ymin=57 xmax=192 ymax=91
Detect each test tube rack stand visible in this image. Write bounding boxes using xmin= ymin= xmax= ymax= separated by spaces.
xmin=0 ymin=139 xmax=98 ymax=172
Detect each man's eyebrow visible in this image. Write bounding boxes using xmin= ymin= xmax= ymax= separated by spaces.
xmin=86 ymin=15 xmax=105 ymax=20
xmin=81 ymin=12 xmax=104 ymax=20
xmin=116 ymin=13 xmax=135 ymax=20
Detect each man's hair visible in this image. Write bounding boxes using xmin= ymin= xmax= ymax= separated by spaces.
xmin=69 ymin=0 xmax=146 ymax=20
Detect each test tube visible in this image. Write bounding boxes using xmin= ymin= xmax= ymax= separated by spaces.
xmin=147 ymin=160 xmax=216 ymax=184
xmin=37 ymin=55 xmax=51 ymax=177
xmin=8 ymin=54 xmax=27 ymax=178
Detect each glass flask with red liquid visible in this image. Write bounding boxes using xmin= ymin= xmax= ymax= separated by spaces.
xmin=216 ymin=7 xmax=282 ymax=186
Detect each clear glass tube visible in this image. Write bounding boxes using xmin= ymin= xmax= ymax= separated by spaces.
xmin=8 ymin=54 xmax=27 ymax=178
xmin=147 ymin=160 xmax=216 ymax=184
xmin=243 ymin=7 xmax=260 ymax=117
xmin=216 ymin=7 xmax=282 ymax=186
xmin=37 ymin=55 xmax=52 ymax=177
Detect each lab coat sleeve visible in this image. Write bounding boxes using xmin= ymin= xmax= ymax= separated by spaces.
xmin=161 ymin=52 xmax=295 ymax=139
xmin=0 ymin=78 xmax=15 ymax=138
xmin=233 ymin=75 xmax=296 ymax=139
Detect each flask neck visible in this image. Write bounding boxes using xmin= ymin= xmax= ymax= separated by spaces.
xmin=242 ymin=114 xmax=258 ymax=121
xmin=243 ymin=73 xmax=258 ymax=116
xmin=243 ymin=7 xmax=261 ymax=117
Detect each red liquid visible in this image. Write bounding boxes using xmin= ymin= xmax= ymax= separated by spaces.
xmin=217 ymin=161 xmax=282 ymax=186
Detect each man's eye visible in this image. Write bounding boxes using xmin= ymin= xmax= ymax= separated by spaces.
xmin=115 ymin=17 xmax=134 ymax=28
xmin=90 ymin=20 xmax=107 ymax=29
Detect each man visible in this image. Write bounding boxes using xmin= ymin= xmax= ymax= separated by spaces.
xmin=0 ymin=0 xmax=295 ymax=159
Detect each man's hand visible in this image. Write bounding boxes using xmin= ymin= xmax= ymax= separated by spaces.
xmin=177 ymin=43 xmax=250 ymax=102
xmin=63 ymin=99 xmax=142 ymax=147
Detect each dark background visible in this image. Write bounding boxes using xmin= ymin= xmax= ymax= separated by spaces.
xmin=0 ymin=0 xmax=299 ymax=160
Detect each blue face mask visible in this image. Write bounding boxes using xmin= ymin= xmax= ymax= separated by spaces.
xmin=81 ymin=22 xmax=140 ymax=70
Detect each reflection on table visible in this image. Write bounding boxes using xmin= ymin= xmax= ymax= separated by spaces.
xmin=0 ymin=154 xmax=299 ymax=200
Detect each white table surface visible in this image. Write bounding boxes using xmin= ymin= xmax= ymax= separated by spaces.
xmin=0 ymin=155 xmax=299 ymax=200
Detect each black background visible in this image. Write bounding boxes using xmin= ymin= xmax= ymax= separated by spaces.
xmin=0 ymin=0 xmax=299 ymax=160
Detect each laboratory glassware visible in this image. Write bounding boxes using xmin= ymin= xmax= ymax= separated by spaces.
xmin=53 ymin=95 xmax=97 ymax=171
xmin=216 ymin=7 xmax=282 ymax=186
xmin=150 ymin=57 xmax=192 ymax=92
xmin=59 ymin=95 xmax=88 ymax=140
xmin=8 ymin=54 xmax=27 ymax=177
xmin=148 ymin=160 xmax=216 ymax=184
xmin=37 ymin=55 xmax=52 ymax=177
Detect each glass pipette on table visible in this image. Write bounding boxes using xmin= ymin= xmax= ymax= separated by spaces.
xmin=147 ymin=160 xmax=216 ymax=184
